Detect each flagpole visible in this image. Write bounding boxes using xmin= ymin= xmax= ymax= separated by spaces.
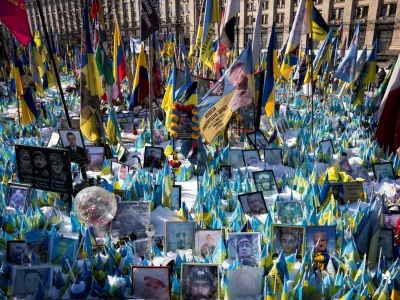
xmin=148 ymin=37 xmax=154 ymax=146
xmin=35 ymin=0 xmax=72 ymax=129
xmin=309 ymin=34 xmax=314 ymax=136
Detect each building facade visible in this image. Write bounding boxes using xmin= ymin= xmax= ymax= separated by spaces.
xmin=1 ymin=0 xmax=400 ymax=59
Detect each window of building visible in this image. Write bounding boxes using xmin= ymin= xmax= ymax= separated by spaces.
xmin=389 ymin=3 xmax=397 ymax=16
xmin=277 ymin=13 xmax=284 ymax=23
xmin=247 ymin=16 xmax=253 ymax=25
xmin=380 ymin=6 xmax=387 ymax=17
xmin=362 ymin=6 xmax=369 ymax=18
xmin=276 ymin=32 xmax=283 ymax=48
xmin=277 ymin=0 xmax=285 ymax=8
xmin=245 ymin=33 xmax=252 ymax=45
xmin=186 ymin=15 xmax=189 ymax=23
xmin=358 ymin=29 xmax=365 ymax=49
xmin=263 ymin=1 xmax=269 ymax=10
xmin=261 ymin=32 xmax=268 ymax=47
xmin=339 ymin=8 xmax=344 ymax=20
xmin=262 ymin=14 xmax=268 ymax=24
xmin=378 ymin=30 xmax=392 ymax=53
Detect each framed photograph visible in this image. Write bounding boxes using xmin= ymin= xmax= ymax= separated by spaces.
xmin=373 ymin=162 xmax=396 ymax=182
xmin=227 ymin=149 xmax=244 ymax=169
xmin=6 ymin=183 xmax=31 ymax=212
xmin=305 ymin=226 xmax=336 ymax=254
xmin=242 ymin=150 xmax=261 ymax=166
xmin=24 ymin=230 xmax=50 ymax=264
xmin=7 ymin=241 xmax=30 ymax=265
xmin=246 ymin=130 xmax=270 ymax=150
xmin=171 ymin=185 xmax=182 ymax=211
xmin=343 ymin=182 xmax=365 ymax=203
xmin=86 ymin=146 xmax=105 ymax=172
xmin=351 ymin=168 xmax=371 ymax=183
xmin=181 ymin=264 xmax=219 ymax=300
xmin=272 ymin=225 xmax=305 ymax=259
xmin=176 ymin=110 xmax=194 ymax=141
xmin=119 ymin=122 xmax=134 ymax=134
xmin=219 ymin=165 xmax=232 ymax=179
xmin=15 ymin=145 xmax=72 ymax=194
xmin=319 ymin=139 xmax=335 ymax=155
xmin=58 ymin=129 xmax=87 ymax=163
xmin=227 ymin=268 xmax=263 ymax=299
xmin=153 ymin=129 xmax=164 ymax=145
xmin=338 ymin=157 xmax=352 ymax=175
xmin=132 ymin=266 xmax=170 ymax=299
xmin=277 ymin=201 xmax=304 ymax=224
xmin=238 ymin=192 xmax=268 ymax=216
xmin=227 ymin=232 xmax=261 ymax=267
xmin=48 ymin=237 xmax=78 ymax=265
xmin=110 ymin=202 xmax=150 ymax=241
xmin=165 ymin=221 xmax=196 ymax=252
xmin=143 ymin=146 xmax=163 ymax=170
xmin=10 ymin=265 xmax=54 ymax=299
xmin=153 ymin=236 xmax=164 ymax=252
xmin=383 ymin=214 xmax=400 ymax=230
xmin=194 ymin=229 xmax=225 ymax=259
xmin=319 ymin=183 xmax=345 ymax=210
xmin=252 ymin=170 xmax=279 ymax=197
xmin=46 ymin=131 xmax=60 ymax=148
xmin=111 ymin=161 xmax=130 ymax=182
xmin=263 ymin=148 xmax=283 ymax=166
xmin=134 ymin=238 xmax=152 ymax=260
xmin=133 ymin=117 xmax=144 ymax=130
xmin=378 ymin=228 xmax=394 ymax=262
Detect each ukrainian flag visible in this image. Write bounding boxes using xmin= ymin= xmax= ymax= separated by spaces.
xmin=106 ymin=108 xmax=122 ymax=145
xmin=129 ymin=43 xmax=149 ymax=109
xmin=161 ymin=159 xmax=172 ymax=209
xmin=199 ymin=0 xmax=220 ymax=66
xmin=262 ymin=23 xmax=280 ymax=117
xmin=113 ymin=18 xmax=127 ymax=95
xmin=161 ymin=67 xmax=176 ymax=132
xmin=312 ymin=6 xmax=329 ymax=40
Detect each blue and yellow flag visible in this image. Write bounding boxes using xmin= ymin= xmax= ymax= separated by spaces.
xmin=129 ymin=43 xmax=149 ymax=109
xmin=161 ymin=159 xmax=172 ymax=209
xmin=262 ymin=23 xmax=280 ymax=117
xmin=199 ymin=0 xmax=220 ymax=67
xmin=312 ymin=5 xmax=329 ymax=40
xmin=106 ymin=108 xmax=122 ymax=145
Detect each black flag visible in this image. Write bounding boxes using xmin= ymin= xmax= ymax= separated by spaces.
xmin=140 ymin=0 xmax=160 ymax=41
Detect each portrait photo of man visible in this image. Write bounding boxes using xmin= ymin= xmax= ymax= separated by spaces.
xmin=135 ymin=239 xmax=151 ymax=260
xmin=11 ymin=266 xmax=53 ymax=300
xmin=133 ymin=267 xmax=170 ymax=300
xmin=373 ymin=163 xmax=395 ymax=182
xmin=182 ymin=264 xmax=219 ymax=300
xmin=144 ymin=147 xmax=163 ymax=170
xmin=18 ymin=149 xmax=33 ymax=177
xmin=59 ymin=130 xmax=87 ymax=163
xmin=200 ymin=234 xmax=216 ymax=259
xmin=50 ymin=237 xmax=76 ymax=266
xmin=228 ymin=233 xmax=261 ymax=267
xmin=177 ymin=110 xmax=193 ymax=140
xmin=166 ymin=221 xmax=196 ymax=252
xmin=253 ymin=170 xmax=278 ymax=197
xmin=306 ymin=226 xmax=336 ymax=271
xmin=239 ymin=192 xmax=267 ymax=217
xmin=7 ymin=242 xmax=30 ymax=265
xmin=32 ymin=151 xmax=49 ymax=178
xmin=273 ymin=225 xmax=304 ymax=259
xmin=8 ymin=186 xmax=28 ymax=212
xmin=226 ymin=62 xmax=253 ymax=112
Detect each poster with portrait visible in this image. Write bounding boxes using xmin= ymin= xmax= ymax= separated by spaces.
xmin=181 ymin=264 xmax=219 ymax=300
xmin=373 ymin=162 xmax=396 ymax=182
xmin=48 ymin=237 xmax=77 ymax=265
xmin=86 ymin=146 xmax=105 ymax=172
xmin=277 ymin=201 xmax=304 ymax=224
xmin=58 ymin=129 xmax=88 ymax=163
xmin=15 ymin=145 xmax=72 ymax=194
xmin=238 ymin=192 xmax=268 ymax=217
xmin=246 ymin=130 xmax=270 ymax=150
xmin=132 ymin=267 xmax=170 ymax=300
xmin=7 ymin=241 xmax=30 ymax=265
xmin=134 ymin=238 xmax=152 ymax=260
xmin=194 ymin=229 xmax=225 ymax=259
xmin=306 ymin=226 xmax=336 ymax=254
xmin=272 ymin=225 xmax=304 ymax=259
xmin=264 ymin=148 xmax=283 ymax=166
xmin=197 ymin=45 xmax=254 ymax=144
xmin=227 ymin=268 xmax=263 ymax=300
xmin=10 ymin=265 xmax=53 ymax=300
xmin=227 ymin=232 xmax=261 ymax=267
xmin=110 ymin=202 xmax=150 ymax=241
xmin=343 ymin=182 xmax=365 ymax=203
xmin=252 ymin=170 xmax=279 ymax=197
xmin=153 ymin=236 xmax=164 ymax=252
xmin=6 ymin=183 xmax=31 ymax=213
xmin=111 ymin=162 xmax=130 ymax=183
xmin=165 ymin=221 xmax=196 ymax=252
xmin=242 ymin=150 xmax=261 ymax=166
xmin=143 ymin=146 xmax=164 ymax=170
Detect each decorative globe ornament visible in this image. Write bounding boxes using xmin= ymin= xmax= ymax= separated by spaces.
xmin=74 ymin=186 xmax=117 ymax=226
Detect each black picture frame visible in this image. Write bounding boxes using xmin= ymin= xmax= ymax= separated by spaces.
xmin=238 ymin=191 xmax=268 ymax=217
xmin=246 ymin=130 xmax=270 ymax=150
xmin=143 ymin=146 xmax=164 ymax=170
xmin=15 ymin=145 xmax=73 ymax=194
xmin=58 ymin=129 xmax=88 ymax=163
xmin=6 ymin=183 xmax=31 ymax=213
xmin=319 ymin=139 xmax=335 ymax=154
xmin=86 ymin=146 xmax=105 ymax=172
xmin=263 ymin=148 xmax=283 ymax=165
xmin=6 ymin=241 xmax=30 ymax=265
xmin=252 ymin=170 xmax=279 ymax=197
xmin=219 ymin=165 xmax=232 ymax=179
xmin=171 ymin=185 xmax=182 ymax=211
xmin=242 ymin=149 xmax=261 ymax=166
xmin=372 ymin=162 xmax=396 ymax=182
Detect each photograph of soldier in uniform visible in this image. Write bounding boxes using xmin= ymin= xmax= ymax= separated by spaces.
xmin=143 ymin=146 xmax=163 ymax=170
xmin=59 ymin=129 xmax=87 ymax=163
xmin=7 ymin=241 xmax=30 ymax=265
xmin=6 ymin=183 xmax=31 ymax=212
xmin=181 ymin=264 xmax=219 ymax=300
xmin=252 ymin=170 xmax=279 ymax=197
xmin=227 ymin=232 xmax=261 ymax=267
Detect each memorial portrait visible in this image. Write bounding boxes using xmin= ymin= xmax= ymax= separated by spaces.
xmin=6 ymin=183 xmax=31 ymax=213
xmin=165 ymin=221 xmax=196 ymax=252
xmin=238 ymin=192 xmax=268 ymax=216
xmin=247 ymin=130 xmax=270 ymax=150
xmin=277 ymin=201 xmax=303 ymax=225
xmin=264 ymin=148 xmax=283 ymax=166
xmin=7 ymin=241 xmax=30 ymax=265
xmin=181 ymin=264 xmax=219 ymax=300
xmin=227 ymin=232 xmax=261 ymax=267
xmin=48 ymin=237 xmax=77 ymax=266
xmin=58 ymin=129 xmax=87 ymax=163
xmin=194 ymin=229 xmax=224 ymax=259
xmin=86 ymin=146 xmax=105 ymax=172
xmin=144 ymin=146 xmax=163 ymax=170
xmin=242 ymin=150 xmax=261 ymax=166
xmin=132 ymin=267 xmax=170 ymax=300
xmin=373 ymin=162 xmax=396 ymax=182
xmin=252 ymin=170 xmax=279 ymax=197
xmin=272 ymin=225 xmax=304 ymax=259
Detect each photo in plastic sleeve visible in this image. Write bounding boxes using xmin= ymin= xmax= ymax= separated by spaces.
xmin=86 ymin=146 xmax=105 ymax=172
xmin=372 ymin=162 xmax=396 ymax=182
xmin=133 ymin=117 xmax=144 ymax=130
xmin=194 ymin=229 xmax=225 ymax=259
xmin=227 ymin=268 xmax=263 ymax=300
xmin=264 ymin=148 xmax=283 ymax=166
xmin=153 ymin=236 xmax=164 ymax=252
xmin=58 ymin=129 xmax=87 ymax=163
xmin=48 ymin=237 xmax=77 ymax=265
xmin=227 ymin=232 xmax=261 ymax=267
xmin=238 ymin=192 xmax=268 ymax=217
xmin=6 ymin=183 xmax=31 ymax=213
xmin=181 ymin=264 xmax=219 ymax=300
xmin=15 ymin=145 xmax=73 ymax=194
xmin=153 ymin=129 xmax=165 ymax=145
xmin=277 ymin=201 xmax=304 ymax=225
xmin=305 ymin=226 xmax=336 ymax=259
xmin=111 ymin=162 xmax=130 ymax=184
xmin=319 ymin=139 xmax=335 ymax=155
xmin=7 ymin=241 xmax=30 ymax=265
xmin=132 ymin=266 xmax=170 ymax=300
xmin=272 ymin=225 xmax=305 ymax=259
xmin=165 ymin=221 xmax=196 ymax=252
xmin=134 ymin=238 xmax=152 ymax=260
xmin=252 ymin=170 xmax=278 ymax=197
xmin=242 ymin=150 xmax=261 ymax=166
xmin=143 ymin=146 xmax=163 ymax=170
xmin=24 ymin=230 xmax=50 ymax=264
xmin=110 ymin=201 xmax=150 ymax=241
xmin=10 ymin=265 xmax=53 ymax=299
xmin=246 ymin=130 xmax=270 ymax=150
